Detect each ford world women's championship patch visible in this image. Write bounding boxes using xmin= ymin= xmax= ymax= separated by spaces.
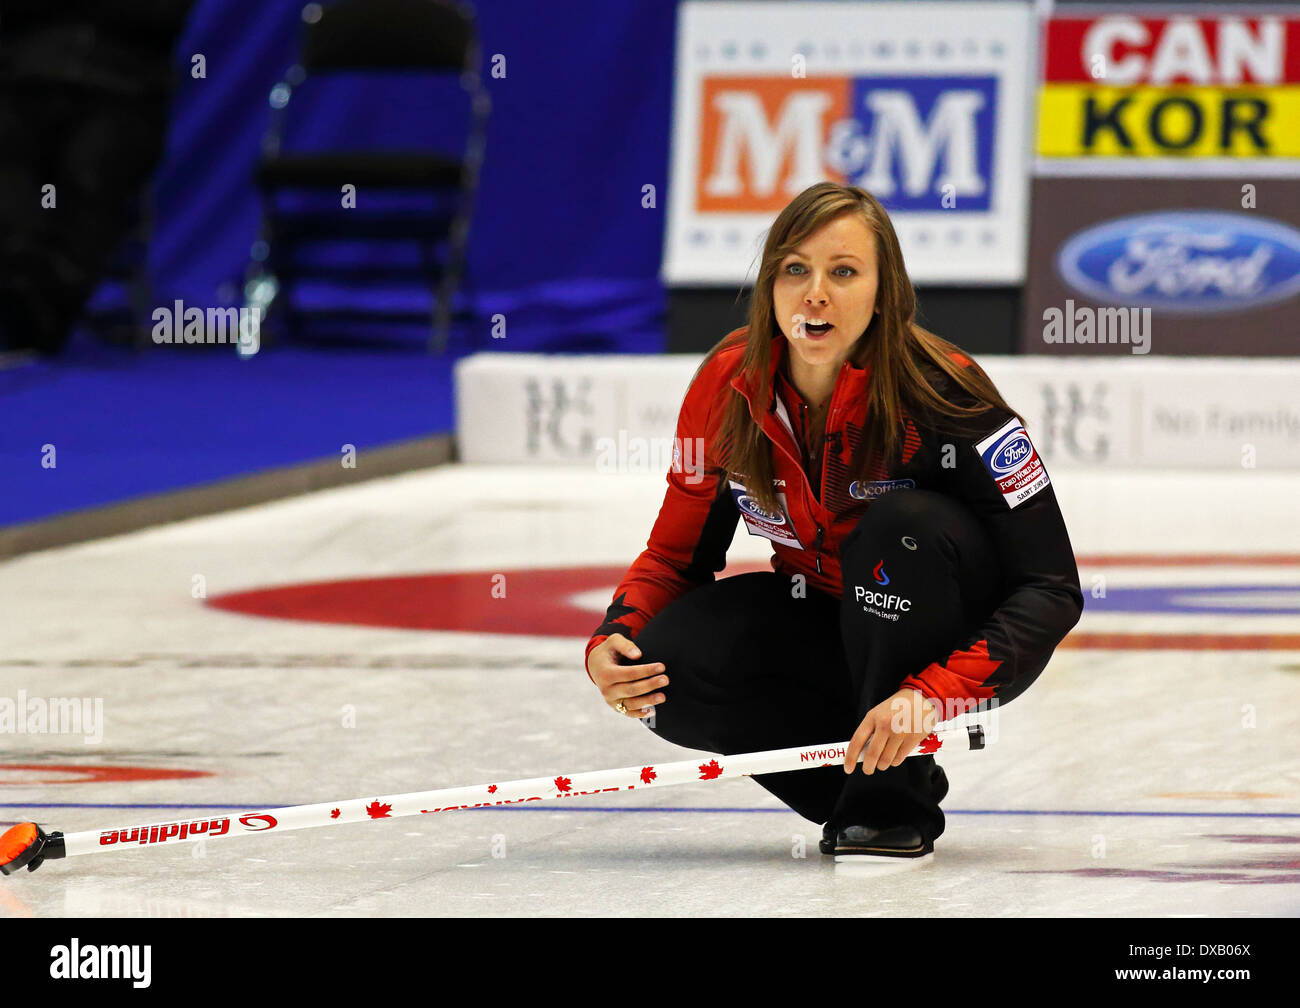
xmin=975 ymin=419 xmax=1050 ymax=508
xmin=727 ymin=480 xmax=803 ymax=549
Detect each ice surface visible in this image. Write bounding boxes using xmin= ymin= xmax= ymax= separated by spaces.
xmin=0 ymin=464 xmax=1297 ymax=916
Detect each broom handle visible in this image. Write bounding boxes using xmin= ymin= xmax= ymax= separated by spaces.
xmin=38 ymin=725 xmax=985 ymax=861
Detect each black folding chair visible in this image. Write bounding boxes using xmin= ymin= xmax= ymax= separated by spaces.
xmin=246 ymin=0 xmax=489 ymax=353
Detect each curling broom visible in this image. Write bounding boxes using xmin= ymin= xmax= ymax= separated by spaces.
xmin=0 ymin=725 xmax=985 ymax=874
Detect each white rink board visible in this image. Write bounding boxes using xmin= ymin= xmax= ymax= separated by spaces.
xmin=456 ymin=353 xmax=1300 ymax=469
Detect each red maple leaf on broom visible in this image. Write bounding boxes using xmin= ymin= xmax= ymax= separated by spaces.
xmin=698 ymin=760 xmax=723 ymax=780
xmin=917 ymin=734 xmax=942 ymax=754
xmin=366 ymin=801 xmax=393 ymax=818
xmin=640 ymin=766 xmax=656 ymax=784
xmin=554 ymin=776 xmax=572 ymax=792
xmin=487 ymin=785 xmax=497 ymax=793
xmin=329 ymin=808 xmax=340 ymax=819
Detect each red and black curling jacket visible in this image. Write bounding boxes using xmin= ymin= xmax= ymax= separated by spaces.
xmin=585 ymin=329 xmax=1084 ymax=714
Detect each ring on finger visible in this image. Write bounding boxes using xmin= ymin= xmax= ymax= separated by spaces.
xmin=615 ymin=700 xmax=628 ymax=714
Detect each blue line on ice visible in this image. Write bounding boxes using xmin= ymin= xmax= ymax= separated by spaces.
xmin=1 ymin=804 xmax=1298 ymax=818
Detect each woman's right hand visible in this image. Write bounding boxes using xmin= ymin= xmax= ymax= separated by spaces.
xmin=586 ymin=633 xmax=669 ymax=719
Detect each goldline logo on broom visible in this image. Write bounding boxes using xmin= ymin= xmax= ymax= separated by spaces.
xmin=97 ymin=813 xmax=279 ymax=847
xmin=0 ymin=690 xmax=103 ymax=743
xmin=100 ymin=817 xmax=231 ymax=846
xmin=49 ymin=939 xmax=151 ymax=988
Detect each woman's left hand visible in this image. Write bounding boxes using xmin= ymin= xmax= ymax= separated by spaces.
xmin=843 ymin=688 xmax=939 ymax=775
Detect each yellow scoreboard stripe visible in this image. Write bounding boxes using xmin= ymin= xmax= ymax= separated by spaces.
xmin=1038 ymin=84 xmax=1300 ymax=157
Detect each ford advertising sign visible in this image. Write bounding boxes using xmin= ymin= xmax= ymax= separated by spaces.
xmin=1057 ymin=211 xmax=1300 ymax=314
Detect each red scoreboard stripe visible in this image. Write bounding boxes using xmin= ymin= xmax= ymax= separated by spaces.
xmin=1044 ymin=17 xmax=1300 ymax=84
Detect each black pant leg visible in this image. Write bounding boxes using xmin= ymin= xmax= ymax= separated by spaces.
xmin=633 ymin=572 xmax=856 ymax=824
xmin=833 ymin=489 xmax=1002 ymax=842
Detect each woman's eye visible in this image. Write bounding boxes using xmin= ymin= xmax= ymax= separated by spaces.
xmin=784 ymin=263 xmax=854 ymax=276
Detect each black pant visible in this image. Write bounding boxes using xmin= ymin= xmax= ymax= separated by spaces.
xmin=634 ymin=489 xmax=1006 ymax=842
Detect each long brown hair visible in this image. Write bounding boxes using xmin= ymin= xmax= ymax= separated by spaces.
xmin=706 ymin=182 xmax=1021 ymax=514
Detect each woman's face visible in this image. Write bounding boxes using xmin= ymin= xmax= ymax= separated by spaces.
xmin=772 ymin=213 xmax=879 ymax=374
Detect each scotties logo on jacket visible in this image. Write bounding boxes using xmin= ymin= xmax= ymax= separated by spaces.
xmin=849 ymin=478 xmax=916 ymax=500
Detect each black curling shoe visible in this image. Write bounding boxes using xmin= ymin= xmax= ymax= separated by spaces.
xmin=832 ymin=824 xmax=933 ymax=858
xmin=821 ymin=764 xmax=948 ymax=855
xmin=818 ymin=822 xmax=933 ymax=857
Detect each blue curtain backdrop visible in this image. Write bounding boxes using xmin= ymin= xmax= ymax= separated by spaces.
xmin=141 ymin=0 xmax=678 ymax=353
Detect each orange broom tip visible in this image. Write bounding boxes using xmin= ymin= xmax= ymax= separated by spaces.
xmin=0 ymin=822 xmax=63 ymax=875
xmin=0 ymin=823 xmax=38 ymax=865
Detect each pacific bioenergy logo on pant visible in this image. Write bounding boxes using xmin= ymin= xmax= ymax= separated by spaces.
xmin=854 ymin=561 xmax=914 ymax=621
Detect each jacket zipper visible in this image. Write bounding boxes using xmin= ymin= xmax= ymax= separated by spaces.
xmin=756 ymin=366 xmax=843 ymax=568
xmin=800 ymin=400 xmax=827 ymax=573
xmin=811 ymin=365 xmax=848 ymax=562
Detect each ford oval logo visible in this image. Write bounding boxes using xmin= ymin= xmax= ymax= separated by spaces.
xmin=990 ymin=433 xmax=1033 ymax=476
xmin=1056 ymin=211 xmax=1300 ymax=314
xmin=737 ymin=495 xmax=784 ymax=524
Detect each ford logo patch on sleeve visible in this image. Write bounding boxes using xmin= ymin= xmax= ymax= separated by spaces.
xmin=975 ymin=419 xmax=1050 ymax=508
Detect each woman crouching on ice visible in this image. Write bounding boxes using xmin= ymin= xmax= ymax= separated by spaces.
xmin=584 ymin=182 xmax=1083 ymax=861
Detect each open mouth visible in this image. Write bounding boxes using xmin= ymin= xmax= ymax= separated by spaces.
xmin=804 ymin=322 xmax=834 ymax=336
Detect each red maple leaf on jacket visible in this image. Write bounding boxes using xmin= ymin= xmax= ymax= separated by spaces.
xmin=917 ymin=734 xmax=942 ymax=754
xmin=487 ymin=784 xmax=497 ymax=793
xmin=554 ymin=776 xmax=572 ymax=792
xmin=366 ymin=801 xmax=393 ymax=818
xmin=698 ymin=760 xmax=723 ymax=780
xmin=329 ymin=808 xmax=340 ymax=819
xmin=640 ymin=766 xmax=656 ymax=784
